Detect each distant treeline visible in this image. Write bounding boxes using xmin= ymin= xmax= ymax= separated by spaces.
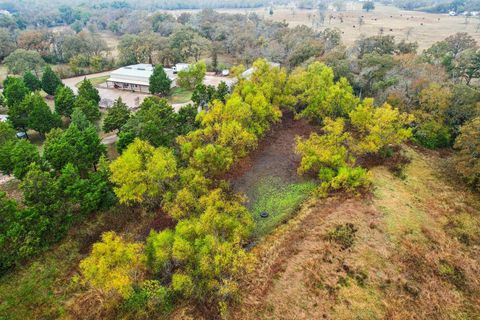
xmin=0 ymin=0 xmax=290 ymax=30
xmin=1 ymin=0 xmax=289 ymax=12
xmin=383 ymin=0 xmax=480 ymax=13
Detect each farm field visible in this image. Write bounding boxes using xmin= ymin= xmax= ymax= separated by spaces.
xmin=162 ymin=2 xmax=480 ymax=51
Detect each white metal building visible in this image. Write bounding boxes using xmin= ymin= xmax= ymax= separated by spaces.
xmin=106 ymin=64 xmax=175 ymax=93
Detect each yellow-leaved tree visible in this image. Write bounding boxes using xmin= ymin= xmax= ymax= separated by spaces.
xmin=176 ymin=59 xmax=286 ymax=178
xmin=349 ymin=98 xmax=414 ymax=155
xmin=296 ymin=117 xmax=352 ymax=175
xmin=79 ymin=231 xmax=145 ymax=299
xmin=162 ymin=167 xmax=212 ymax=220
xmin=417 ymin=82 xmax=451 ymax=122
xmin=147 ymin=188 xmax=254 ymax=316
xmin=295 ymin=118 xmax=370 ymax=195
xmin=286 ymin=61 xmax=358 ymax=122
xmin=109 ymin=138 xmax=177 ymax=205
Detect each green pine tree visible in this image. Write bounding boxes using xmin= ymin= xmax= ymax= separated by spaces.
xmin=41 ymin=66 xmax=63 ymax=96
xmin=149 ymin=65 xmax=172 ymax=96
xmin=78 ymin=79 xmax=101 ymax=104
xmin=71 ymin=108 xmax=92 ymax=131
xmin=55 ymin=86 xmax=76 ymax=117
xmin=73 ymin=95 xmax=101 ymax=122
xmin=23 ymin=71 xmax=42 ymax=92
xmin=103 ymin=98 xmax=131 ymax=133
xmin=3 ymin=77 xmax=29 ymax=108
xmin=26 ymin=93 xmax=62 ymax=137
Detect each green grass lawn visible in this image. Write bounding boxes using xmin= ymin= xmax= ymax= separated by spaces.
xmin=249 ymin=176 xmax=316 ymax=238
xmin=168 ymin=87 xmax=193 ymax=104
xmin=75 ymin=75 xmax=109 ymax=88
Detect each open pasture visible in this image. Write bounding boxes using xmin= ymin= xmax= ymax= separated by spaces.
xmin=163 ymin=2 xmax=480 ymax=51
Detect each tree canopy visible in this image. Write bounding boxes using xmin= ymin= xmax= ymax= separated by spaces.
xmin=54 ymin=86 xmax=76 ymax=117
xmin=78 ymin=79 xmax=101 ymax=104
xmin=454 ymin=117 xmax=480 ymax=190
xmin=109 ymin=138 xmax=177 ymax=205
xmin=25 ymin=93 xmax=62 ymax=136
xmin=149 ymin=65 xmax=172 ymax=96
xmin=41 ymin=66 xmax=63 ymax=96
xmin=103 ymin=98 xmax=131 ymax=133
xmin=3 ymin=49 xmax=45 ymax=75
xmin=176 ymin=61 xmax=206 ymax=90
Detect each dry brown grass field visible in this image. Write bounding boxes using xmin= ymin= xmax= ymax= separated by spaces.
xmin=163 ymin=2 xmax=480 ymax=51
xmin=226 ymin=145 xmax=480 ymax=320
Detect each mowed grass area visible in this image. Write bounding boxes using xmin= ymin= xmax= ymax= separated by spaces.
xmin=75 ymin=75 xmax=109 ymax=88
xmin=248 ymin=176 xmax=316 ymax=237
xmin=163 ymin=2 xmax=480 ymax=51
xmin=168 ymin=87 xmax=193 ymax=104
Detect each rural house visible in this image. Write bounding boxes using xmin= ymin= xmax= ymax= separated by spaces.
xmin=106 ymin=64 xmax=176 ymax=93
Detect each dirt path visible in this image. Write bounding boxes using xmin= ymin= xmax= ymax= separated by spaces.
xmin=232 ymin=147 xmax=480 ymax=320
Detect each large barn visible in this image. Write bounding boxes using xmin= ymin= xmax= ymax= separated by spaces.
xmin=106 ymin=64 xmax=175 ymax=93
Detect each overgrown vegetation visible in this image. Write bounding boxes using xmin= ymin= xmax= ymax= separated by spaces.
xmin=1 ymin=3 xmax=480 ymax=320
xmin=65 ymin=59 xmax=288 ymax=318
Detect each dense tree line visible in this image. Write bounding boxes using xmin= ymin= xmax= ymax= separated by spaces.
xmin=0 ymin=28 xmax=113 ymax=78
xmin=313 ymin=33 xmax=479 ymax=150
xmin=73 ymin=57 xmax=419 ymax=318
xmin=387 ymin=0 xmax=480 ymax=13
xmin=0 ymin=0 xmax=289 ymax=33
xmin=281 ymin=61 xmax=413 ymax=195
xmin=1 ymin=6 xmax=339 ymax=80
xmin=113 ymin=10 xmax=340 ymax=69
xmin=0 ymin=70 xmax=115 ymax=274
xmin=313 ymin=32 xmax=480 ymax=191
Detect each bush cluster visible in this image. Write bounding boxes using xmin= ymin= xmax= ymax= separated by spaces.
xmin=293 ymin=63 xmax=413 ymax=196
